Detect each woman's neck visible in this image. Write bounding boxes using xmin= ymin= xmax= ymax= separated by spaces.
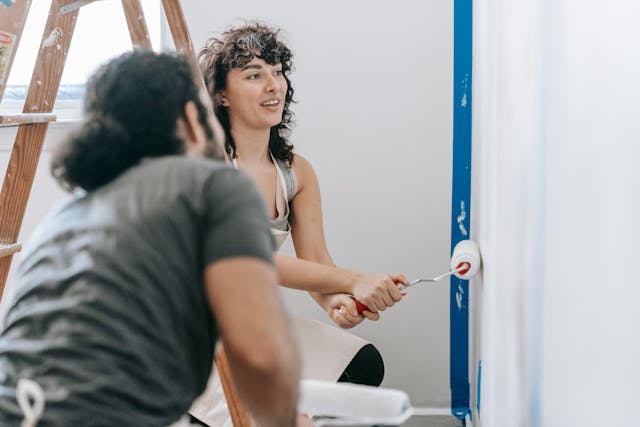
xmin=231 ymin=127 xmax=271 ymax=164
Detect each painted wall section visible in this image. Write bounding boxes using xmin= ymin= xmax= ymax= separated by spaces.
xmin=473 ymin=0 xmax=557 ymax=424
xmin=542 ymin=1 xmax=640 ymax=426
xmin=473 ymin=0 xmax=640 ymax=426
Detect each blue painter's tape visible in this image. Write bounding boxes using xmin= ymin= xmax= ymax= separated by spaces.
xmin=451 ymin=0 xmax=473 ymax=420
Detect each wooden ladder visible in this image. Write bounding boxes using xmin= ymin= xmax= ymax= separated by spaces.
xmin=0 ymin=1 xmax=252 ymax=425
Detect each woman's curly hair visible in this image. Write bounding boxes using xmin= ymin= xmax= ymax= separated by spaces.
xmin=199 ymin=21 xmax=295 ymax=165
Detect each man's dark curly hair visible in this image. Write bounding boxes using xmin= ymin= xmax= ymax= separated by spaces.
xmin=51 ymin=50 xmax=219 ymax=192
xmin=199 ymin=21 xmax=295 ymax=165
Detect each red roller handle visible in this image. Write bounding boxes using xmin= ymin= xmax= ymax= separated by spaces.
xmin=355 ymin=299 xmax=368 ymax=315
xmin=456 ymin=262 xmax=471 ymax=275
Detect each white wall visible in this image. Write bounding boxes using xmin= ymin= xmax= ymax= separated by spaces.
xmin=180 ymin=0 xmax=455 ymax=407
xmin=542 ymin=1 xmax=640 ymax=425
xmin=473 ymin=0 xmax=640 ymax=426
xmin=471 ymin=0 xmax=544 ymax=424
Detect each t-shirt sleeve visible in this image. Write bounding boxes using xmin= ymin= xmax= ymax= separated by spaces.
xmin=202 ymin=168 xmax=275 ymax=266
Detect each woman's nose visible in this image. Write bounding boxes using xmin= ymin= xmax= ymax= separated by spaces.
xmin=264 ymin=74 xmax=279 ymax=93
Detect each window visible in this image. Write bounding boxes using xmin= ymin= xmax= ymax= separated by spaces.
xmin=0 ymin=0 xmax=162 ymax=121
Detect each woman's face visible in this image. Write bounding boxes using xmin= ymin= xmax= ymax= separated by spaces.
xmin=221 ymin=56 xmax=288 ymax=132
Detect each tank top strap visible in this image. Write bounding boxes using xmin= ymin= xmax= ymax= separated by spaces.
xmin=272 ymin=155 xmax=297 ymax=204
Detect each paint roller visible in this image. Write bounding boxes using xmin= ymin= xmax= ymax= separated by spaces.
xmin=449 ymin=238 xmax=481 ymax=280
xmin=354 ymin=239 xmax=481 ymax=314
xmin=298 ymin=379 xmax=413 ymax=426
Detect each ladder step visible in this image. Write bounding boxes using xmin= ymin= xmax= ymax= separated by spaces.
xmin=0 ymin=113 xmax=57 ymax=127
xmin=0 ymin=243 xmax=22 ymax=258
xmin=59 ymin=1 xmax=100 ymax=15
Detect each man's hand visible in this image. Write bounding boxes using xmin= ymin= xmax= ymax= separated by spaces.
xmin=349 ymin=273 xmax=407 ymax=313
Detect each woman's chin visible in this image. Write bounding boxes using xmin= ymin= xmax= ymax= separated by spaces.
xmin=263 ymin=117 xmax=284 ymax=129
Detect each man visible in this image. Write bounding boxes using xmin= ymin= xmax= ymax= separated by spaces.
xmin=0 ymin=50 xmax=305 ymax=427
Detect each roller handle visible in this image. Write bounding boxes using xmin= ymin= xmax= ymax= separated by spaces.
xmin=354 ymin=261 xmax=473 ymax=314
xmin=456 ymin=262 xmax=471 ymax=275
xmin=355 ymin=300 xmax=368 ymax=315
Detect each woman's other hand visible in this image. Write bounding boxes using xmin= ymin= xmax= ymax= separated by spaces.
xmin=325 ymin=294 xmax=367 ymax=328
xmin=327 ymin=293 xmax=383 ymax=328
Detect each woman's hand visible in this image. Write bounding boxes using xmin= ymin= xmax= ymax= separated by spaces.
xmin=349 ymin=273 xmax=406 ymax=313
xmin=322 ymin=293 xmax=380 ymax=328
xmin=326 ymin=294 xmax=365 ymax=328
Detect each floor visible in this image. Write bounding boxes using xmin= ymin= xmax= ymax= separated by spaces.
xmin=401 ymin=415 xmax=463 ymax=426
xmin=331 ymin=415 xmax=463 ymax=427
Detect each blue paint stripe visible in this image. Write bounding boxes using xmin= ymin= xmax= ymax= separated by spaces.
xmin=451 ymin=0 xmax=473 ymax=420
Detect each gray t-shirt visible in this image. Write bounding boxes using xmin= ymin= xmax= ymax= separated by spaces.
xmin=0 ymin=156 xmax=274 ymax=426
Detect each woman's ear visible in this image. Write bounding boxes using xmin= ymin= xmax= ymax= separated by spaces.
xmin=217 ymin=91 xmax=229 ymax=107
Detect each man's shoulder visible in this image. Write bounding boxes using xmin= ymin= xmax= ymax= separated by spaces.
xmin=146 ymin=155 xmax=228 ymax=174
xmin=128 ymin=156 xmax=238 ymax=185
xmin=144 ymin=156 xmax=260 ymax=202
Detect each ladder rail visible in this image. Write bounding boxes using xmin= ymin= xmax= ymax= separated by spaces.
xmin=21 ymin=0 xmax=78 ymax=115
xmin=161 ymin=0 xmax=196 ymax=59
xmin=122 ymin=0 xmax=152 ymax=50
xmin=215 ymin=346 xmax=255 ymax=427
xmin=161 ymin=0 xmax=227 ymax=163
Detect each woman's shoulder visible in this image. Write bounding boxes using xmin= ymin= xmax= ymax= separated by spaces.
xmin=290 ymin=152 xmax=319 ymax=194
xmin=291 ymin=152 xmax=314 ymax=175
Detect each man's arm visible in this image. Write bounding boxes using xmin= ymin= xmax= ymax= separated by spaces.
xmin=205 ymin=256 xmax=300 ymax=427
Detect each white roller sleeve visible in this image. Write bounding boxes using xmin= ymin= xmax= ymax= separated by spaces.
xmin=299 ymin=380 xmax=413 ymax=426
xmin=450 ymin=239 xmax=482 ymax=280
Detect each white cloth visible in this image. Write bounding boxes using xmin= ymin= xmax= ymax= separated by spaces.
xmin=299 ymin=380 xmax=413 ymax=427
xmin=189 ymin=320 xmax=370 ymax=425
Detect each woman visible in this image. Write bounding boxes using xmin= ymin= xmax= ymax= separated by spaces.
xmin=189 ymin=22 xmax=405 ymax=426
